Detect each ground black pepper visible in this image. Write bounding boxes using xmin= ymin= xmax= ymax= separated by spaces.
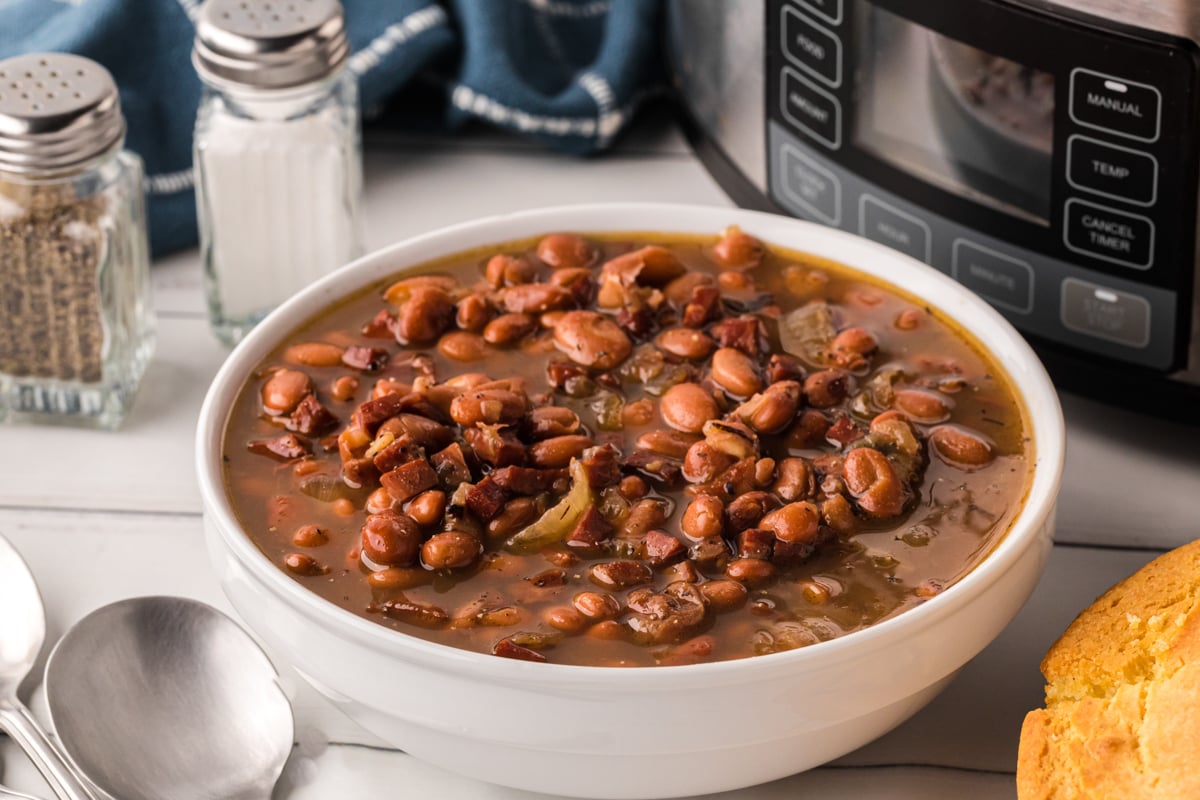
xmin=0 ymin=183 xmax=105 ymax=383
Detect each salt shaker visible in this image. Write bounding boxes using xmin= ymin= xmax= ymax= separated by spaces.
xmin=192 ymin=0 xmax=364 ymax=345
xmin=0 ymin=53 xmax=155 ymax=430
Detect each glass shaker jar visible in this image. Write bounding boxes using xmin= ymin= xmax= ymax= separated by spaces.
xmin=0 ymin=53 xmax=155 ymax=430
xmin=192 ymin=0 xmax=364 ymax=345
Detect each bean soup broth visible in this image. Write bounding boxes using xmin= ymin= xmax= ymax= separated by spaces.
xmin=222 ymin=228 xmax=1033 ymax=666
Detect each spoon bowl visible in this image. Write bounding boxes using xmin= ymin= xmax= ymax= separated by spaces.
xmin=44 ymin=597 xmax=293 ymax=800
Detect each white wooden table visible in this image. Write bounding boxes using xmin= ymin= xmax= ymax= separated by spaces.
xmin=2 ymin=109 xmax=1199 ymax=799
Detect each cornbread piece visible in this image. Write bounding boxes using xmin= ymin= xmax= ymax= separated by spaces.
xmin=1017 ymin=538 xmax=1200 ymax=799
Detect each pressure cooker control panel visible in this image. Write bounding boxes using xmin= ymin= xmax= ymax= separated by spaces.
xmin=765 ymin=0 xmax=1199 ymax=372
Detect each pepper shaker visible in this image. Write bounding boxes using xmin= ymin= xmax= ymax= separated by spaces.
xmin=192 ymin=0 xmax=364 ymax=346
xmin=0 ymin=53 xmax=155 ymax=430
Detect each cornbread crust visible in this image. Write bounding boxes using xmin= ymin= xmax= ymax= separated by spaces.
xmin=1017 ymin=538 xmax=1200 ymax=799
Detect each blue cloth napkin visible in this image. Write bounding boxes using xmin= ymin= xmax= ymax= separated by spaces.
xmin=0 ymin=0 xmax=662 ymax=256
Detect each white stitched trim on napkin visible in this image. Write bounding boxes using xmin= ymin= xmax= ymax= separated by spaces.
xmin=348 ymin=5 xmax=449 ymax=76
xmin=451 ymin=83 xmax=629 ymax=144
xmin=577 ymin=71 xmax=622 ymax=147
xmin=525 ymin=0 xmax=611 ymax=18
xmin=145 ymin=167 xmax=196 ymax=195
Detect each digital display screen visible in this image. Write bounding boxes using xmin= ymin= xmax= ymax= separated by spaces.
xmin=854 ymin=4 xmax=1055 ymax=225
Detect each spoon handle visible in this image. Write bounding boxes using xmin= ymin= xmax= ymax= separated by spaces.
xmin=0 ymin=701 xmax=97 ymax=800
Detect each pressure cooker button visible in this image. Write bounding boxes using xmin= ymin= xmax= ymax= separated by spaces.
xmin=1070 ymin=69 xmax=1161 ymax=142
xmin=1060 ymin=278 xmax=1151 ymax=349
xmin=1067 ymin=135 xmax=1158 ymax=207
xmin=952 ymin=240 xmax=1034 ymax=314
xmin=780 ymin=67 xmax=841 ymax=149
xmin=859 ymin=195 xmax=930 ymax=264
xmin=1064 ymin=199 xmax=1154 ymax=269
xmin=782 ymin=6 xmax=842 ymax=87
xmin=779 ymin=142 xmax=841 ymax=225
xmin=796 ymin=0 xmax=843 ymax=26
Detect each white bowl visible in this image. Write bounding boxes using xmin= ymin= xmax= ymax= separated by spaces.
xmin=196 ymin=203 xmax=1064 ymax=799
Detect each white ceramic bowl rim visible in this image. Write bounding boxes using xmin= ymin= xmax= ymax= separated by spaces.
xmin=196 ymin=202 xmax=1065 ymax=686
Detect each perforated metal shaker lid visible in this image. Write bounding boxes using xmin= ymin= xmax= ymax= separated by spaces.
xmin=193 ymin=0 xmax=349 ymax=90
xmin=0 ymin=54 xmax=125 ymax=175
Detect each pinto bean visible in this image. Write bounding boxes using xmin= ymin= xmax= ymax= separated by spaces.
xmin=383 ymin=275 xmax=459 ymax=306
xmin=284 ymin=553 xmax=327 ymax=576
xmin=553 ymin=310 xmax=633 ymax=370
xmin=284 ymin=342 xmax=345 ymax=367
xmin=772 ymin=457 xmax=814 ymax=502
xmin=619 ymin=498 xmax=670 ymax=540
xmin=700 ymin=418 xmax=759 ymax=460
xmin=804 ymin=368 xmax=851 ymax=408
xmin=660 ymin=382 xmax=719 ymax=434
xmin=895 ymin=308 xmax=922 ymax=330
xmin=502 ymin=283 xmax=574 ymax=314
xmin=383 ymin=414 xmax=454 ymax=451
xmin=590 ymin=560 xmax=654 ymax=589
xmin=529 ymin=434 xmax=594 ymax=468
xmin=710 ymin=347 xmax=763 ymax=396
xmin=843 ymin=447 xmax=906 ymax=518
xmin=929 ymin=425 xmax=995 ymax=468
xmin=536 ymin=233 xmax=597 ymax=269
xmin=622 ymin=398 xmax=655 ymax=427
xmin=366 ymin=566 xmax=428 ymax=590
xmin=636 ymin=429 xmax=699 ymax=459
xmin=759 ymin=501 xmax=820 ymax=544
xmin=821 ymin=494 xmax=858 ymax=534
xmin=483 ymin=313 xmax=536 ymax=345
xmin=366 ymin=486 xmax=395 ymax=514
xmin=681 ymin=494 xmax=725 ymax=540
xmin=262 ymin=369 xmax=312 ymax=416
xmin=664 ymin=272 xmax=715 ymax=304
xmin=485 ymin=254 xmax=538 ymax=288
xmin=456 ymin=292 xmax=492 ymax=331
xmin=734 ymin=381 xmax=801 ymax=434
xmin=449 ymin=388 xmax=527 ymax=427
xmin=438 ymin=331 xmax=488 ymax=362
xmin=726 ymin=492 xmax=781 ymax=533
xmin=330 ymin=375 xmax=359 ymax=402
xmin=754 ymin=457 xmax=776 ymax=487
xmin=291 ymin=524 xmax=327 ymax=548
xmin=527 ymin=406 xmax=581 ymax=439
xmin=573 ymin=591 xmax=621 ymax=620
xmin=700 ymin=579 xmax=748 ymax=612
xmin=830 ymin=327 xmax=878 ymax=370
xmin=540 ymin=310 xmax=567 ymax=330
xmin=486 ymin=496 xmax=539 ymax=540
xmin=894 ymin=388 xmax=953 ymax=423
xmin=657 ymin=328 xmax=715 ymax=360
xmin=603 ymin=245 xmax=686 ymax=286
xmin=625 ymin=582 xmax=706 ymax=645
xmin=544 ymin=606 xmax=588 ymax=633
xmin=396 ymin=287 xmax=455 ymax=344
xmin=712 ymin=225 xmax=765 ymax=269
xmin=618 ymin=475 xmax=649 ymax=501
xmin=361 ymin=510 xmax=422 ymax=567
xmin=717 ymin=270 xmax=753 ymax=291
xmin=405 ymin=489 xmax=446 ymax=527
xmin=422 ymin=531 xmax=482 ymax=570
xmin=725 ymin=558 xmax=776 ymax=586
xmin=681 ymin=439 xmax=737 ymax=484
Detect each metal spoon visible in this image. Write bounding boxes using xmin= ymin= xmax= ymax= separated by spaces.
xmin=0 ymin=535 xmax=98 ymax=800
xmin=44 ymin=596 xmax=294 ymax=800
